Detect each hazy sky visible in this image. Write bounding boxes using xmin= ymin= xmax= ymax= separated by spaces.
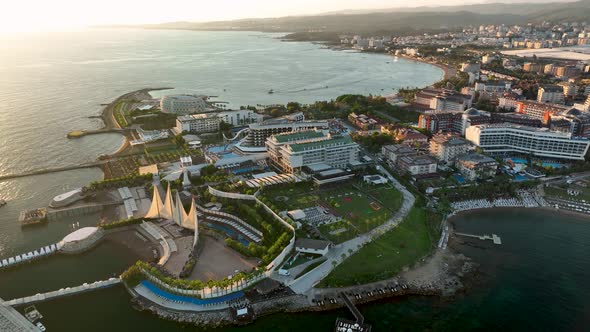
xmin=1 ymin=0 xmax=490 ymax=33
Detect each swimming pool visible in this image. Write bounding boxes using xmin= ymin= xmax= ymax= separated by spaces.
xmin=141 ymin=280 xmax=244 ymax=305
xmin=207 ymin=144 xmax=235 ymax=154
xmin=453 ymin=174 xmax=466 ymax=184
xmin=206 ymin=222 xmax=250 ymax=246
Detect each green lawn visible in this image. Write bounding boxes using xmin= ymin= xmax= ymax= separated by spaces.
xmin=319 ymin=220 xmax=359 ymax=244
xmin=545 ymin=185 xmax=590 ymax=202
xmin=366 ymin=185 xmax=404 ymax=213
xmin=318 ymin=206 xmax=438 ymax=287
xmin=323 ymin=187 xmax=391 ymax=233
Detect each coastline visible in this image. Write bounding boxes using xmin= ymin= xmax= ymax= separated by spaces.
xmin=395 ymin=54 xmax=455 ymax=80
xmin=126 ymin=244 xmax=476 ymax=328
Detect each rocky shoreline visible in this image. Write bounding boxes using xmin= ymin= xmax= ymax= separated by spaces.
xmin=127 ymin=244 xmax=478 ymax=328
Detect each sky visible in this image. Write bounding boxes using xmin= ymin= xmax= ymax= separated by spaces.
xmin=0 ymin=0 xmax=493 ymax=34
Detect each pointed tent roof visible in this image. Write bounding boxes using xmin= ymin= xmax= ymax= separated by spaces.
xmin=172 ymin=191 xmax=184 ymax=227
xmin=161 ymin=184 xmax=174 ymax=220
xmin=145 ymin=185 xmax=164 ymax=219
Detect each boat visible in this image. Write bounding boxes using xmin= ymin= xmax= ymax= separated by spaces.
xmin=36 ymin=322 xmax=46 ymax=332
xmin=267 ymin=89 xmax=274 ymax=94
xmin=0 ymin=199 xmax=6 ymax=208
xmin=24 ymin=305 xmax=43 ymax=322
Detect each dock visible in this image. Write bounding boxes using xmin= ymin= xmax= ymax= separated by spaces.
xmin=335 ymin=293 xmax=372 ymax=332
xmin=5 ymin=278 xmax=121 ymax=307
xmin=455 ymin=232 xmax=502 ymax=245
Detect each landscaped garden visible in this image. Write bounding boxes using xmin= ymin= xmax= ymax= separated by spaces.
xmin=259 ymin=180 xmax=403 ymax=244
xmin=318 ymin=203 xmax=442 ymax=287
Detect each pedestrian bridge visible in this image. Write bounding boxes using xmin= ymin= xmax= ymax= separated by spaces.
xmin=5 ymin=278 xmax=121 ymax=307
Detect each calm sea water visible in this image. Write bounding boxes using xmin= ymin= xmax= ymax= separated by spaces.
xmin=0 ymin=29 xmax=442 ymax=258
xmin=2 ymin=209 xmax=589 ymax=331
xmin=7 ymin=29 xmax=585 ymax=332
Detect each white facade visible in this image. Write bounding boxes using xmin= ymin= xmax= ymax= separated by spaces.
xmin=465 ymin=124 xmax=590 ymax=160
xmin=160 ymin=95 xmax=210 ymax=115
xmin=429 ymin=134 xmax=470 ymax=162
xmin=176 ymin=114 xmax=222 ymax=134
xmin=266 ymin=132 xmax=359 ymax=173
xmin=537 ymin=86 xmax=565 ymax=104
xmin=218 ymin=109 xmax=263 ymax=126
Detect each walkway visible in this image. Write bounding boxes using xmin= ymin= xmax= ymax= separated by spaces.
xmin=0 ymin=243 xmax=62 ymax=270
xmin=5 ymin=278 xmax=121 ymax=307
xmin=0 ymin=298 xmax=37 ymax=332
xmin=285 ymin=165 xmax=415 ymax=294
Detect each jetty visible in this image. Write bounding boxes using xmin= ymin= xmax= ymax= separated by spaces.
xmin=5 ymin=278 xmax=121 ymax=307
xmin=335 ymin=293 xmax=372 ymax=332
xmin=0 ymin=161 xmax=104 ymax=182
xmin=0 ymin=243 xmax=62 ymax=270
xmin=455 ymin=232 xmax=502 ymax=245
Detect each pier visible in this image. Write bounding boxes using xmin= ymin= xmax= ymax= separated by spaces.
xmin=0 ymin=243 xmax=62 ymax=270
xmin=455 ymin=232 xmax=502 ymax=245
xmin=5 ymin=278 xmax=121 ymax=307
xmin=0 ymin=161 xmax=105 ymax=182
xmin=335 ymin=292 xmax=372 ymax=332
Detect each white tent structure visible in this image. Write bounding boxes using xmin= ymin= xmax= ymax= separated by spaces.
xmin=145 ymin=185 xmax=199 ymax=247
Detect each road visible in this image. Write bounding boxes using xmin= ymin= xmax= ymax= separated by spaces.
xmin=283 ymin=164 xmax=415 ymax=294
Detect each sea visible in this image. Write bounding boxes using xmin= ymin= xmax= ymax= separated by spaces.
xmin=2 ymin=29 xmax=589 ymax=332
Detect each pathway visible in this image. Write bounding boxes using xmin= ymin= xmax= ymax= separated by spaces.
xmin=285 ymin=165 xmax=415 ymax=294
xmin=5 ymin=278 xmax=121 ymax=307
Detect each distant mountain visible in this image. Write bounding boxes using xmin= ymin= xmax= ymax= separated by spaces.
xmin=132 ymin=0 xmax=590 ymax=36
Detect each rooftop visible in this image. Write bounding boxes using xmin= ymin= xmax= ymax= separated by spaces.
xmin=456 ymin=153 xmax=498 ymax=164
xmin=273 ymin=130 xmax=325 ymax=143
xmin=288 ymin=135 xmax=356 ymax=153
xmin=295 ymin=238 xmax=331 ymax=250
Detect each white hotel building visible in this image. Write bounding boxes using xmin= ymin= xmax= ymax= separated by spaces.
xmin=176 ymin=110 xmax=262 ymax=134
xmin=266 ymin=131 xmax=360 ymax=173
xmin=465 ymin=124 xmax=590 ymax=160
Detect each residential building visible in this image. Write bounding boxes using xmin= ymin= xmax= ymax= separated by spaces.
xmin=523 ymin=62 xmax=543 ymax=73
xmin=266 ymin=131 xmax=359 ymax=173
xmin=418 ymin=112 xmax=462 ymax=133
xmin=516 ymin=100 xmax=568 ymax=122
xmin=397 ymin=155 xmax=438 ymax=176
xmin=498 ymin=92 xmax=525 ymax=111
xmin=414 ymin=88 xmax=473 ymax=111
xmin=455 ymin=153 xmax=499 ymax=181
xmin=429 ymin=133 xmax=470 ymax=162
xmin=461 ymin=108 xmax=492 ymax=135
xmin=474 ymin=81 xmax=512 ymax=93
xmin=537 ymin=85 xmax=565 ymax=104
xmin=175 ymin=113 xmax=222 ymax=134
xmin=348 ymin=112 xmax=379 ymax=130
xmin=382 ymin=144 xmax=418 ymax=168
xmin=465 ymin=124 xmax=590 ymax=160
xmin=160 ymin=94 xmax=211 ymax=114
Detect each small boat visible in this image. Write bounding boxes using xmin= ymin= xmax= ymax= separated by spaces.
xmin=0 ymin=199 xmax=6 ymax=208
xmin=268 ymin=89 xmax=274 ymax=94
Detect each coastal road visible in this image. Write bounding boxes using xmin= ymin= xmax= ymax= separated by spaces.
xmin=285 ymin=165 xmax=415 ymax=294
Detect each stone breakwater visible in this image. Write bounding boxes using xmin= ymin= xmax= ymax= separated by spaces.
xmin=128 ymin=249 xmax=476 ymax=328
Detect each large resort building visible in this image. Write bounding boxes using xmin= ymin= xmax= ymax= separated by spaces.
xmin=465 ymin=123 xmax=590 ymax=160
xmin=176 ymin=110 xmax=263 ymax=134
xmin=161 ymin=94 xmax=212 ymax=115
xmin=266 ymin=130 xmax=360 ymax=173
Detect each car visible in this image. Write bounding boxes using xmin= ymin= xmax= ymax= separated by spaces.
xmin=36 ymin=322 xmax=46 ymax=332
